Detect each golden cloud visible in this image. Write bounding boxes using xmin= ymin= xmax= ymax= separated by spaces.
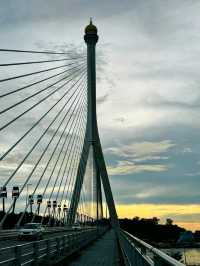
xmin=105 ymin=140 xmax=176 ymax=159
xmin=107 ymin=160 xmax=168 ymax=175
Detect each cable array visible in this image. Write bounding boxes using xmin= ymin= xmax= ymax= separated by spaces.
xmin=0 ymin=48 xmax=96 ymax=228
xmin=0 ymin=46 xmax=104 ymax=229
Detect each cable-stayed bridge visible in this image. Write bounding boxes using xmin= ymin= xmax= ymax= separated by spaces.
xmin=0 ymin=21 xmax=184 ymax=266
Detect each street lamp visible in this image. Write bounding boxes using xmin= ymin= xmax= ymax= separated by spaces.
xmin=26 ymin=183 xmax=32 ymax=206
xmin=37 ymin=195 xmax=43 ymax=215
xmin=0 ymin=187 xmax=7 ymax=213
xmin=12 ymin=186 xmax=19 ymax=213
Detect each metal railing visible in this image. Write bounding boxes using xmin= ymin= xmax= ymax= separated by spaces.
xmin=0 ymin=227 xmax=107 ymax=266
xmin=120 ymin=230 xmax=185 ymax=266
xmin=0 ymin=226 xmax=89 ymax=241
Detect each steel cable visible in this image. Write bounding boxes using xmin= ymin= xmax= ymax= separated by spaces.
xmin=0 ymin=57 xmax=86 ymax=66
xmin=0 ymin=64 xmax=85 ymax=115
xmin=1 ymin=72 xmax=86 ymax=186
xmin=40 ymin=99 xmax=86 ymax=224
xmin=17 ymin=85 xmax=86 ymax=226
xmin=0 ymin=69 xmax=86 ymax=162
xmin=0 ymin=67 xmax=86 ymax=135
xmin=0 ymin=48 xmax=85 ymax=56
xmin=0 ymin=61 xmax=85 ymax=83
xmin=0 ymin=63 xmax=85 ymax=98
xmin=31 ymin=88 xmax=86 ymax=223
xmin=48 ymin=95 xmax=87 ymax=226
xmin=62 ymin=106 xmax=87 ymax=209
xmin=62 ymin=111 xmax=87 ymax=223
xmin=53 ymin=94 xmax=87 ymax=207
xmin=0 ymin=75 xmax=86 ymax=227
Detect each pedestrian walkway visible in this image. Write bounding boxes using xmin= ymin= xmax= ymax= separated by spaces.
xmin=68 ymin=229 xmax=121 ymax=266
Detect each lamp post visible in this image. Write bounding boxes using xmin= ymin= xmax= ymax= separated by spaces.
xmin=0 ymin=187 xmax=7 ymax=213
xmin=37 ymin=195 xmax=43 ymax=215
xmin=26 ymin=183 xmax=32 ymax=206
xmin=28 ymin=195 xmax=34 ymax=214
xmin=12 ymin=186 xmax=19 ymax=213
xmin=47 ymin=201 xmax=51 ymax=217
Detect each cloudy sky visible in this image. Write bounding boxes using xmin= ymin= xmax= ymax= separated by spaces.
xmin=0 ymin=0 xmax=200 ymax=231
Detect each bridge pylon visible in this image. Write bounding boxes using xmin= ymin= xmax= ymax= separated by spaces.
xmin=67 ymin=20 xmax=119 ymax=231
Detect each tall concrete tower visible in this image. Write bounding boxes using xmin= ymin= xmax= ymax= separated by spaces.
xmin=68 ymin=20 xmax=119 ymax=231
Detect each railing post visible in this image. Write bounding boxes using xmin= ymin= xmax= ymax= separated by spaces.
xmin=15 ymin=245 xmax=22 ymax=266
xmin=33 ymin=241 xmax=39 ymax=266
xmin=56 ymin=237 xmax=60 ymax=257
xmin=46 ymin=239 xmax=51 ymax=265
xmin=68 ymin=234 xmax=72 ymax=251
xmin=65 ymin=234 xmax=70 ymax=250
xmin=74 ymin=233 xmax=78 ymax=246
xmin=129 ymin=242 xmax=136 ymax=264
xmin=79 ymin=231 xmax=84 ymax=247
xmin=154 ymin=255 xmax=168 ymax=266
xmin=61 ymin=236 xmax=65 ymax=254
xmin=141 ymin=245 xmax=146 ymax=255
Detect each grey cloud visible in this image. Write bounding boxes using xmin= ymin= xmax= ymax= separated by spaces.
xmin=105 ymin=140 xmax=175 ymax=160
xmin=97 ymin=93 xmax=109 ymax=105
xmin=114 ymin=117 xmax=126 ymax=123
xmin=0 ymin=0 xmax=134 ymax=26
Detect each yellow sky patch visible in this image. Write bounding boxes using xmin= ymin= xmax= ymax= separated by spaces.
xmin=177 ymin=222 xmax=200 ymax=231
xmin=114 ymin=204 xmax=200 ymax=232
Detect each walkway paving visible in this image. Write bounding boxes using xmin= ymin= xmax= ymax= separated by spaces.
xmin=67 ymin=229 xmax=121 ymax=266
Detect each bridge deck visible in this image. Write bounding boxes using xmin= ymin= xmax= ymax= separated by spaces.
xmin=68 ymin=229 xmax=121 ymax=266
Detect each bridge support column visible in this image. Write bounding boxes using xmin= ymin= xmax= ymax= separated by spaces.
xmin=67 ymin=20 xmax=119 ymax=233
